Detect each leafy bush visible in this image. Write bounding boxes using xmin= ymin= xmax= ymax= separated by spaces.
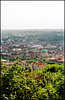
xmin=1 ymin=61 xmax=64 ymax=100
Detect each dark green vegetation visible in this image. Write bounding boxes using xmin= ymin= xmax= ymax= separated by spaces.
xmin=1 ymin=61 xmax=64 ymax=100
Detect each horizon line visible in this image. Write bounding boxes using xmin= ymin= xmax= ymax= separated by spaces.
xmin=2 ymin=29 xmax=64 ymax=31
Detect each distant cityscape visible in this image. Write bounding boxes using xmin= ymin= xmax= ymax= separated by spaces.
xmin=1 ymin=30 xmax=64 ymax=65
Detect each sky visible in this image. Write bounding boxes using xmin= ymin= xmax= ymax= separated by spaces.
xmin=1 ymin=1 xmax=64 ymax=30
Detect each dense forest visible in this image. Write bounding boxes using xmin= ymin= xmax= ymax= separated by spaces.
xmin=0 ymin=60 xmax=64 ymax=100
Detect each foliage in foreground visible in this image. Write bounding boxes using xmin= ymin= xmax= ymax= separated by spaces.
xmin=0 ymin=61 xmax=64 ymax=100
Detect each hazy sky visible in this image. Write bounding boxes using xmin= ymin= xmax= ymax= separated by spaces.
xmin=1 ymin=1 xmax=64 ymax=30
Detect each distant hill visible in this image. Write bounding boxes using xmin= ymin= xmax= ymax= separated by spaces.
xmin=2 ymin=29 xmax=64 ymax=43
